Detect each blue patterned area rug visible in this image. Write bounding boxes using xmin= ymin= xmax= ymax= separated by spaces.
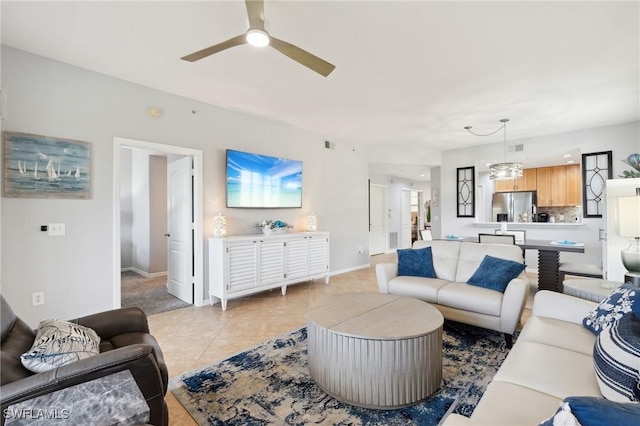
xmin=170 ymin=321 xmax=515 ymax=425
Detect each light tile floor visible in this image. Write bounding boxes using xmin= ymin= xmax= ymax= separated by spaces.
xmin=148 ymin=252 xmax=533 ymax=425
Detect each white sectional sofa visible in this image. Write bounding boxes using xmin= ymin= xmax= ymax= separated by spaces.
xmin=375 ymin=240 xmax=529 ymax=346
xmin=442 ymin=290 xmax=602 ymax=425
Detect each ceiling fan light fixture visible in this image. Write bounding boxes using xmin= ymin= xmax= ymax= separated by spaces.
xmin=246 ymin=29 xmax=270 ymax=47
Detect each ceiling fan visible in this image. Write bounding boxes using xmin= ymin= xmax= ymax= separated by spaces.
xmin=181 ymin=0 xmax=335 ymax=77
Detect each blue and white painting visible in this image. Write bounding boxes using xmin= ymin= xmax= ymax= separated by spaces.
xmin=3 ymin=132 xmax=91 ymax=199
xmin=226 ymin=149 xmax=302 ymax=208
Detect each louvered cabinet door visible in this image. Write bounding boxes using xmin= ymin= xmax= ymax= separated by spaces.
xmin=258 ymin=240 xmax=284 ymax=286
xmin=307 ymin=235 xmax=329 ymax=276
xmin=285 ymin=238 xmax=308 ymax=280
xmin=226 ymin=241 xmax=258 ymax=292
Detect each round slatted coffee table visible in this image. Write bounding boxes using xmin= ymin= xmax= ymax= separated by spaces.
xmin=307 ymin=293 xmax=443 ymax=409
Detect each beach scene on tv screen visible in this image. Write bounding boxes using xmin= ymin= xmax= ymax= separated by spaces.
xmin=227 ymin=150 xmax=302 ymax=208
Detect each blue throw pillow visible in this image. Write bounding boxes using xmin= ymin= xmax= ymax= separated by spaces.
xmin=593 ymin=311 xmax=640 ymax=402
xmin=539 ymin=396 xmax=640 ymax=426
xmin=397 ymin=247 xmax=436 ymax=278
xmin=466 ymin=255 xmax=525 ymax=293
xmin=583 ymin=283 xmax=639 ymax=334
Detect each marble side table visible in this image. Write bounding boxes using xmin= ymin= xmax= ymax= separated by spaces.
xmin=563 ymin=278 xmax=621 ymax=302
xmin=5 ymin=370 xmax=149 ymax=425
xmin=307 ymin=293 xmax=443 ymax=409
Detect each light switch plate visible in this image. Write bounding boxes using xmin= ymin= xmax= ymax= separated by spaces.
xmin=48 ymin=223 xmax=65 ymax=236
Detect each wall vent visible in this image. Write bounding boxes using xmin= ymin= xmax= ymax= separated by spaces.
xmin=389 ymin=232 xmax=398 ymax=249
xmin=324 ymin=140 xmax=336 ymax=150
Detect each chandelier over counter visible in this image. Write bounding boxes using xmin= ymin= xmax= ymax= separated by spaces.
xmin=464 ymin=118 xmax=523 ymax=181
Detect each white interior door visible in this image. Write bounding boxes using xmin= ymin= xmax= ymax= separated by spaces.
xmin=400 ymin=189 xmax=412 ymax=248
xmin=167 ymin=156 xmax=193 ymax=303
xmin=369 ymin=184 xmax=386 ymax=255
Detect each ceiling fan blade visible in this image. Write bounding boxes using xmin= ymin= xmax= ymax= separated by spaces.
xmin=181 ymin=34 xmax=247 ymax=62
xmin=245 ymin=0 xmax=265 ymax=30
xmin=269 ymin=36 xmax=335 ymax=77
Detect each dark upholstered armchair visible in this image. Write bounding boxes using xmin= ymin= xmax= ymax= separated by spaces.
xmin=1 ymin=295 xmax=168 ymax=425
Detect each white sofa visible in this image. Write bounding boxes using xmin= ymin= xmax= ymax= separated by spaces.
xmin=442 ymin=290 xmax=600 ymax=425
xmin=375 ymin=240 xmax=529 ymax=346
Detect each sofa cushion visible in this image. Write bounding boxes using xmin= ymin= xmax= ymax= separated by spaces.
xmin=593 ymin=311 xmax=640 ymax=402
xmin=388 ymin=276 xmax=448 ymax=303
xmin=517 ymin=316 xmax=596 ymax=356
xmin=437 ymin=282 xmax=503 ymax=316
xmin=466 ymin=381 xmax=563 ymax=426
xmin=397 ymin=247 xmax=435 ymax=278
xmin=413 ymin=240 xmax=461 ymax=282
xmin=492 ymin=341 xmax=601 ymax=399
xmin=466 ymin=255 xmax=526 ymax=292
xmin=20 ymin=319 xmax=101 ymax=373
xmin=540 ymin=397 xmax=640 ymax=426
xmin=455 ymin=242 xmax=523 ymax=283
xmin=583 ymin=283 xmax=639 ymax=334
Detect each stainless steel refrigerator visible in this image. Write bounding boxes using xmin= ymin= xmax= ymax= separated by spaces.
xmin=492 ymin=191 xmax=537 ymax=222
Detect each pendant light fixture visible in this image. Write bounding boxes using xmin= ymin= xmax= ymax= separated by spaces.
xmin=464 ymin=118 xmax=523 ymax=180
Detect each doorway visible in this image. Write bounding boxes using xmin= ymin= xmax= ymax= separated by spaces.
xmin=369 ymin=183 xmax=387 ymax=255
xmin=113 ymin=137 xmax=204 ymax=310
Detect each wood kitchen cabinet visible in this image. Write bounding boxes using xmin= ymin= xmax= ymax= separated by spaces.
xmin=537 ymin=165 xmax=580 ymax=206
xmin=494 ymin=168 xmax=537 ymax=192
xmin=565 ymin=163 xmax=582 ymax=205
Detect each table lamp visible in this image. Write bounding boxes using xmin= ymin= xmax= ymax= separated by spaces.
xmin=617 ymin=188 xmax=640 ymax=285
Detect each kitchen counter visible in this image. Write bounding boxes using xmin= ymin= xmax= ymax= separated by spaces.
xmin=472 ymin=222 xmax=584 ymax=228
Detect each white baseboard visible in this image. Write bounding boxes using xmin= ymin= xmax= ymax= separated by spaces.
xmin=122 ymin=267 xmax=168 ymax=279
xmin=330 ymin=264 xmax=370 ymax=276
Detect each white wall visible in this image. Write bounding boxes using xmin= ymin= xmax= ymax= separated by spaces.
xmin=131 ymin=150 xmax=151 ymax=273
xmin=369 ymin=174 xmax=430 ymax=250
xmin=119 ymin=148 xmax=133 ymax=269
xmin=440 ymin=122 xmax=640 ymax=269
xmin=1 ymin=47 xmax=370 ymax=326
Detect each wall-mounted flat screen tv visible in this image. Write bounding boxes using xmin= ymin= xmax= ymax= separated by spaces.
xmin=226 ymin=149 xmax=303 ymax=208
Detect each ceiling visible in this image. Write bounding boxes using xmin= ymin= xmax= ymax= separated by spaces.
xmin=2 ymin=1 xmax=639 ymax=182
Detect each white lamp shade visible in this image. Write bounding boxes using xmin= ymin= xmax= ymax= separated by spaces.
xmin=617 ymin=196 xmax=640 ymax=237
xmin=307 ymin=213 xmax=317 ymax=232
xmin=213 ymin=213 xmax=227 ymax=237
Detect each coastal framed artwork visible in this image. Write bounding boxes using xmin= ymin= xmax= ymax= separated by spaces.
xmin=3 ymin=131 xmax=91 ymax=199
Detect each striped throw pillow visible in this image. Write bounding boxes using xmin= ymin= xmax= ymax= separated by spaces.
xmin=593 ymin=311 xmax=640 ymax=402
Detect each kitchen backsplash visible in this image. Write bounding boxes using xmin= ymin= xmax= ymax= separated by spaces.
xmin=537 ymin=206 xmax=582 ymax=223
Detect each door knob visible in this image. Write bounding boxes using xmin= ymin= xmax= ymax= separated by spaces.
xmin=164 ymin=233 xmax=170 ymax=237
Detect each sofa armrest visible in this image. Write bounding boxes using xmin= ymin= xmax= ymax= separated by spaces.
xmin=72 ymin=307 xmax=150 ymax=340
xmin=499 ymin=277 xmax=530 ymax=334
xmin=375 ymin=263 xmax=398 ymax=293
xmin=1 ymin=344 xmax=166 ymax=425
xmin=532 ymin=290 xmax=597 ymax=324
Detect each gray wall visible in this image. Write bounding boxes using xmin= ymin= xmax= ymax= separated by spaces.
xmin=1 ymin=47 xmax=370 ymax=326
xmin=148 ymin=155 xmax=167 ymax=275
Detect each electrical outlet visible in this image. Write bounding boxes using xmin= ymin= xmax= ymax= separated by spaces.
xmin=357 ymin=246 xmax=363 ymax=254
xmin=48 ymin=223 xmax=65 ymax=236
xmin=32 ymin=292 xmax=44 ymax=306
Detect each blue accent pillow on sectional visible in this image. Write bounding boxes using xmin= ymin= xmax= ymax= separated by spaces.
xmin=593 ymin=311 xmax=640 ymax=402
xmin=397 ymin=247 xmax=436 ymax=278
xmin=583 ymin=283 xmax=639 ymax=335
xmin=539 ymin=396 xmax=640 ymax=426
xmin=466 ymin=255 xmax=525 ymax=293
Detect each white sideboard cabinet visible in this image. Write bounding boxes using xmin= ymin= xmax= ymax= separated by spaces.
xmin=209 ymin=232 xmax=330 ymax=310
